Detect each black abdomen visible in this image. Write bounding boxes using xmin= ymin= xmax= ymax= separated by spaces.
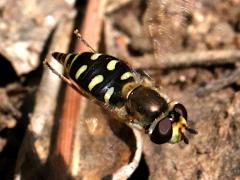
xmin=53 ymin=52 xmax=135 ymax=106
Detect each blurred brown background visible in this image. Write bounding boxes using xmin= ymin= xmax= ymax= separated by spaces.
xmin=0 ymin=0 xmax=240 ymax=179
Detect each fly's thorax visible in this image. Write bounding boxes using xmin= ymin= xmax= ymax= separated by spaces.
xmin=126 ymin=85 xmax=168 ymax=127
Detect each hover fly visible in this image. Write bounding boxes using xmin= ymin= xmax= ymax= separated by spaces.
xmin=44 ymin=30 xmax=197 ymax=145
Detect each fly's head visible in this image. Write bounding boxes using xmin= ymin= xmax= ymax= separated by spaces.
xmin=149 ymin=102 xmax=197 ymax=144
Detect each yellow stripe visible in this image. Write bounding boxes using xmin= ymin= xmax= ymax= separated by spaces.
xmin=104 ymin=87 xmax=114 ymax=103
xmin=75 ymin=65 xmax=88 ymax=79
xmin=64 ymin=53 xmax=72 ymax=68
xmin=68 ymin=53 xmax=81 ymax=71
xmin=90 ymin=53 xmax=101 ymax=60
xmin=107 ymin=60 xmax=118 ymax=71
xmin=88 ymin=75 xmax=104 ymax=91
xmin=120 ymin=72 xmax=133 ymax=80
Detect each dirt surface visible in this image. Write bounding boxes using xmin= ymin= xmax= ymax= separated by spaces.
xmin=0 ymin=0 xmax=240 ymax=180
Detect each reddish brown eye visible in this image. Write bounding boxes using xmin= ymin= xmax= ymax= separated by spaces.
xmin=173 ymin=103 xmax=188 ymax=120
xmin=150 ymin=117 xmax=172 ymax=144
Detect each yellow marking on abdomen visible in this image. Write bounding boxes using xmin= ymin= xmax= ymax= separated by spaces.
xmin=63 ymin=53 xmax=72 ymax=68
xmin=104 ymin=87 xmax=114 ymax=103
xmin=120 ymin=72 xmax=133 ymax=80
xmin=90 ymin=53 xmax=101 ymax=60
xmin=75 ymin=65 xmax=88 ymax=80
xmin=122 ymin=82 xmax=140 ymax=99
xmin=107 ymin=60 xmax=118 ymax=71
xmin=88 ymin=75 xmax=104 ymax=91
xmin=68 ymin=53 xmax=81 ymax=72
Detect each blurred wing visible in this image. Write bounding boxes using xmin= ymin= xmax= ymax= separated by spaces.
xmin=144 ymin=0 xmax=194 ymax=62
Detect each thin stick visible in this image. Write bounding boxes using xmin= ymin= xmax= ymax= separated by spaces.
xmin=74 ymin=29 xmax=96 ymax=52
xmin=55 ymin=0 xmax=104 ymax=176
xmin=130 ymin=50 xmax=240 ymax=70
xmin=196 ymin=68 xmax=240 ymax=96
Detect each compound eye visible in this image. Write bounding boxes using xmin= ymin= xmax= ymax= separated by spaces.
xmin=150 ymin=117 xmax=173 ymax=144
xmin=173 ymin=103 xmax=188 ymax=120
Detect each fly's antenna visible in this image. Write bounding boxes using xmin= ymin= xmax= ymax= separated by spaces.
xmin=74 ymin=29 xmax=96 ymax=53
xmin=186 ymin=126 xmax=198 ymax=134
xmin=182 ymin=126 xmax=197 ymax=144
xmin=182 ymin=133 xmax=189 ymax=144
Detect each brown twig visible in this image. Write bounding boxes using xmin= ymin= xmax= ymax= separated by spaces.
xmin=130 ymin=50 xmax=240 ymax=70
xmin=196 ymin=68 xmax=240 ymax=97
xmin=105 ymin=0 xmax=133 ymax=14
xmin=55 ymin=0 xmax=104 ymax=178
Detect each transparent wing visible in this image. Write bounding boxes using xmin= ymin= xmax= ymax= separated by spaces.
xmin=144 ymin=0 xmax=194 ymax=62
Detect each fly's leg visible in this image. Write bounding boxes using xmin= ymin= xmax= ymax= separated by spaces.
xmin=43 ymin=58 xmax=83 ymax=95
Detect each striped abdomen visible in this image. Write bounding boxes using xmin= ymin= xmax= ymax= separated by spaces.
xmin=52 ymin=52 xmax=135 ymax=106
